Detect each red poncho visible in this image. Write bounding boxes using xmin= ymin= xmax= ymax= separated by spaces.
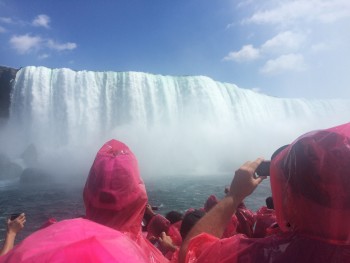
xmin=0 ymin=218 xmax=151 ymax=263
xmin=84 ymin=139 xmax=168 ymax=263
xmin=185 ymin=122 xmax=350 ymax=263
xmin=253 ymin=206 xmax=276 ymax=238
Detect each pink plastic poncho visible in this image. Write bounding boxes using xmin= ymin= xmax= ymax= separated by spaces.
xmin=0 ymin=218 xmax=149 ymax=263
xmin=147 ymin=214 xmax=171 ymax=240
xmin=172 ymin=220 xmax=182 ymax=231
xmin=222 ymin=215 xmax=238 ymax=238
xmin=185 ymin=122 xmax=350 ymax=263
xmin=146 ymin=214 xmax=183 ymax=260
xmin=235 ymin=203 xmax=255 ymax=237
xmin=168 ymin=224 xmax=182 ymax=247
xmin=270 ymin=123 xmax=350 ymax=244
xmin=253 ymin=206 xmax=276 ymax=238
xmin=83 ymin=139 xmax=168 ymax=263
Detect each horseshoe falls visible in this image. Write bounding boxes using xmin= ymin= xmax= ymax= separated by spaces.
xmin=3 ymin=66 xmax=350 ymax=178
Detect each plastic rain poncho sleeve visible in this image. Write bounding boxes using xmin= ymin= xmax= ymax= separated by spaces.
xmin=184 ymin=122 xmax=350 ymax=263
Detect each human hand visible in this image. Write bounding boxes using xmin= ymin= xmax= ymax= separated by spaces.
xmin=159 ymin=232 xmax=177 ymax=252
xmin=145 ymin=204 xmax=156 ymax=217
xmin=229 ymin=158 xmax=266 ymax=203
xmin=7 ymin=213 xmax=26 ymax=235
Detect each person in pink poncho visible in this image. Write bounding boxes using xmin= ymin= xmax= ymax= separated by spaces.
xmin=0 ymin=218 xmax=154 ymax=263
xmin=0 ymin=139 xmax=167 ymax=263
xmin=179 ymin=122 xmax=350 ymax=263
xmin=253 ymin=197 xmax=277 ymax=238
xmin=84 ymin=139 xmax=168 ymax=263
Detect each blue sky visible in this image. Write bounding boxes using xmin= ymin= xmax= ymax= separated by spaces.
xmin=1 ymin=0 xmax=350 ymax=99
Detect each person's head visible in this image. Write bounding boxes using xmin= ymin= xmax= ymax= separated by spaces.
xmin=265 ymin=196 xmax=274 ymax=209
xmin=270 ymin=123 xmax=350 ymax=244
xmin=146 ymin=214 xmax=171 ymax=239
xmin=83 ymin=140 xmax=148 ymax=237
xmin=204 ymin=195 xmax=219 ymax=212
xmin=180 ymin=209 xmax=205 ymax=239
xmin=271 ymin=144 xmax=289 ymax=160
xmin=165 ymin=211 xmax=183 ymax=225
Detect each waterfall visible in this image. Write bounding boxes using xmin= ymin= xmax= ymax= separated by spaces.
xmin=3 ymin=66 xmax=350 ymax=178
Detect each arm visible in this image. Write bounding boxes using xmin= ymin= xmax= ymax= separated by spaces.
xmin=179 ymin=159 xmax=265 ymax=263
xmin=142 ymin=204 xmax=157 ymax=231
xmin=0 ymin=213 xmax=26 ymax=256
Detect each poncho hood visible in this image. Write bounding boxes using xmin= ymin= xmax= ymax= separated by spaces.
xmin=270 ymin=122 xmax=350 ymax=244
xmin=84 ymin=140 xmax=148 ymax=238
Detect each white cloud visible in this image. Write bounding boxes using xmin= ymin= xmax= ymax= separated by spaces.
xmin=261 ymin=31 xmax=305 ymax=53
xmin=9 ymin=34 xmax=77 ymax=54
xmin=260 ymin=53 xmax=307 ymax=75
xmin=223 ymin=31 xmax=305 ymax=64
xmin=38 ymin=53 xmax=50 ymax=59
xmin=47 ymin=40 xmax=77 ymax=51
xmin=0 ymin=16 xmax=27 ymax=26
xmin=225 ymin=23 xmax=235 ymax=30
xmin=9 ymin=34 xmax=42 ymax=54
xmin=310 ymin=42 xmax=329 ymax=52
xmin=4 ymin=14 xmax=77 ymax=58
xmin=32 ymin=14 xmax=50 ymax=28
xmin=237 ymin=0 xmax=255 ymax=8
xmin=0 ymin=17 xmax=13 ymax=24
xmin=243 ymin=0 xmax=350 ymax=25
xmin=230 ymin=0 xmax=350 ymax=98
xmin=223 ymin=44 xmax=260 ymax=62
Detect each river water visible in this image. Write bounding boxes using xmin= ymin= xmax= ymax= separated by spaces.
xmin=0 ymin=174 xmax=271 ymax=244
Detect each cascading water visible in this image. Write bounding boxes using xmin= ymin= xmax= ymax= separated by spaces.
xmin=3 ymin=66 xmax=350 ymax=178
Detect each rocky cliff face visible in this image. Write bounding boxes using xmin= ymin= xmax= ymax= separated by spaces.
xmin=0 ymin=66 xmax=18 ymax=119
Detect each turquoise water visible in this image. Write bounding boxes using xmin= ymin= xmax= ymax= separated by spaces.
xmin=0 ymin=174 xmax=271 ymax=243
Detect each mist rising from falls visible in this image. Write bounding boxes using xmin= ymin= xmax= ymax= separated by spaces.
xmin=3 ymin=66 xmax=350 ymax=178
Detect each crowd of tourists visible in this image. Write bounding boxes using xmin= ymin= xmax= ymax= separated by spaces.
xmin=1 ymin=122 xmax=350 ymax=262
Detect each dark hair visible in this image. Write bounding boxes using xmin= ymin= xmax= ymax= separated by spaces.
xmin=165 ymin=211 xmax=183 ymax=225
xmin=271 ymin=144 xmax=289 ymax=160
xmin=265 ymin=196 xmax=274 ymax=209
xmin=180 ymin=209 xmax=205 ymax=239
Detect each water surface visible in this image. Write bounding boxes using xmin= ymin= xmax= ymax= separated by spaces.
xmin=0 ymin=174 xmax=271 ymax=243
